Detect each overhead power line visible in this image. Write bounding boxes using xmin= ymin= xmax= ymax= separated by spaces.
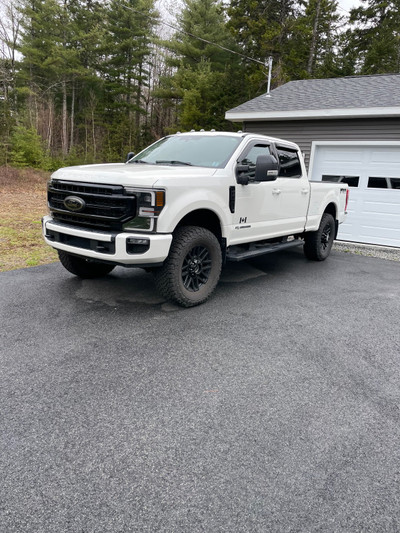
xmin=120 ymin=3 xmax=269 ymax=70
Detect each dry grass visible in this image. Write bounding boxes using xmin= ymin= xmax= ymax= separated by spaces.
xmin=0 ymin=167 xmax=58 ymax=272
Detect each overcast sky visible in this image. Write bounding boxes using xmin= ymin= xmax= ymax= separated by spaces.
xmin=157 ymin=0 xmax=365 ymax=21
xmin=336 ymin=0 xmax=363 ymax=15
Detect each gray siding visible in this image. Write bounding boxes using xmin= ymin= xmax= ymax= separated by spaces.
xmin=243 ymin=117 xmax=400 ymax=169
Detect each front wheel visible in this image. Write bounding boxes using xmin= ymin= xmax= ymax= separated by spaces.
xmin=153 ymin=226 xmax=222 ymax=307
xmin=304 ymin=213 xmax=335 ymax=261
xmin=58 ymin=250 xmax=115 ymax=278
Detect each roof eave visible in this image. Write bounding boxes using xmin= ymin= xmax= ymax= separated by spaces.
xmin=225 ymin=107 xmax=400 ymax=122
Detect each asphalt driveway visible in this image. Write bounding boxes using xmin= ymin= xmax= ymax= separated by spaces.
xmin=1 ymin=249 xmax=399 ymax=532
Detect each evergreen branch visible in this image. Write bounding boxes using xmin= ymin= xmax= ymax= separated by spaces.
xmin=119 ymin=3 xmax=268 ymax=69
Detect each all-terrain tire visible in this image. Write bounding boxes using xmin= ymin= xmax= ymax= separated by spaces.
xmin=153 ymin=226 xmax=222 ymax=307
xmin=304 ymin=212 xmax=335 ymax=261
xmin=58 ymin=250 xmax=115 ymax=278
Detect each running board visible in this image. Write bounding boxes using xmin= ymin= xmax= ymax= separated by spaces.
xmin=226 ymin=239 xmax=303 ymax=262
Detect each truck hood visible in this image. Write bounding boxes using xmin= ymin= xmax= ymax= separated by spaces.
xmin=51 ymin=163 xmax=218 ymax=188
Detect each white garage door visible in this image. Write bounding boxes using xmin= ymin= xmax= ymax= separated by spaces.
xmin=310 ymin=143 xmax=400 ymax=247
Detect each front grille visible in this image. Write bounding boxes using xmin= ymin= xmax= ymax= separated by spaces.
xmin=48 ymin=180 xmax=136 ymax=231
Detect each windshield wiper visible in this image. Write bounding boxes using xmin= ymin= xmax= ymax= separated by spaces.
xmin=130 ymin=159 xmax=150 ymax=164
xmin=155 ymin=160 xmax=193 ymax=166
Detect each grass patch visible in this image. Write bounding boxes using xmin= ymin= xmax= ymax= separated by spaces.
xmin=0 ymin=166 xmax=58 ymax=272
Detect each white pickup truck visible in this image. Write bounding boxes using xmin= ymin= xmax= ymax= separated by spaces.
xmin=43 ymin=131 xmax=348 ymax=306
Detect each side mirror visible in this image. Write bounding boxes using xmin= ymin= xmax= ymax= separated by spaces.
xmin=255 ymin=154 xmax=279 ymax=182
xmin=236 ymin=163 xmax=250 ymax=185
xmin=126 ymin=151 xmax=135 ymax=162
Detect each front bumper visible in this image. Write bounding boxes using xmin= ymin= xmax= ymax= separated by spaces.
xmin=42 ymin=216 xmax=172 ymax=266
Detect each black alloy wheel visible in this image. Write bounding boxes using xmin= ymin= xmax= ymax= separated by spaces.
xmin=181 ymin=245 xmax=212 ymax=292
xmin=320 ymin=221 xmax=332 ymax=252
xmin=153 ymin=225 xmax=222 ymax=307
xmin=303 ymin=212 xmax=335 ymax=261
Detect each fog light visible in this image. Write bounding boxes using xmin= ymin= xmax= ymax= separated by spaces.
xmin=126 ymin=237 xmax=150 ymax=254
xmin=127 ymin=238 xmax=149 ymax=245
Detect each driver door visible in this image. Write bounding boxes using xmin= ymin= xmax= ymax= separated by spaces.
xmin=230 ymin=141 xmax=282 ymax=245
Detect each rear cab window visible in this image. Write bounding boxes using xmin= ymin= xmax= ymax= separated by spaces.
xmin=276 ymin=146 xmax=302 ymax=178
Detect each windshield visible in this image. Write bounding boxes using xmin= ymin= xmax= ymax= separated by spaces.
xmin=129 ymin=135 xmax=242 ymax=168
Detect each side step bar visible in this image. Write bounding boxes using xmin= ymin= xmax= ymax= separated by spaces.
xmin=226 ymin=239 xmax=303 ymax=262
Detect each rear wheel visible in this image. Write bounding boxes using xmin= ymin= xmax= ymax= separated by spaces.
xmin=304 ymin=213 xmax=335 ymax=261
xmin=58 ymin=250 xmax=115 ymax=278
xmin=153 ymin=226 xmax=222 ymax=307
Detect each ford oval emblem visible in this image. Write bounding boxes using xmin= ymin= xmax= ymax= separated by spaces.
xmin=64 ymin=195 xmax=86 ymax=212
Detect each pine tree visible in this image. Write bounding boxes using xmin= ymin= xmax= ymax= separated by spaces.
xmin=227 ymin=0 xmax=303 ymax=89
xmin=17 ymin=0 xmax=86 ymax=156
xmin=293 ymin=0 xmax=343 ymax=79
xmin=101 ymin=0 xmax=158 ymax=155
xmin=346 ymin=0 xmax=400 ymax=74
xmin=0 ymin=1 xmax=22 ymax=163
xmin=158 ymin=0 xmax=247 ymax=131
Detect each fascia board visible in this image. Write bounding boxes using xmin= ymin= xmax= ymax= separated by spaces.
xmin=225 ymin=107 xmax=400 ymax=122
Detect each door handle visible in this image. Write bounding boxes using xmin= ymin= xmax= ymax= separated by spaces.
xmin=272 ymin=188 xmax=281 ymax=195
xmin=301 ymin=189 xmax=309 ymax=195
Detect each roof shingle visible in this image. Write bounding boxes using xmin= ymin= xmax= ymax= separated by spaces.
xmin=226 ymin=74 xmax=400 ymax=116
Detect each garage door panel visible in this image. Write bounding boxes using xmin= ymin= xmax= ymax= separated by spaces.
xmin=369 ymin=149 xmax=400 ymax=164
xmin=363 ymin=199 xmax=400 ymax=215
xmin=318 ymin=148 xmax=365 ymax=163
xmin=360 ymin=225 xmax=400 ymax=242
xmin=311 ymin=144 xmax=400 ymax=247
xmin=337 ymin=223 xmax=354 ymax=240
xmin=346 ymin=199 xmax=357 ymax=212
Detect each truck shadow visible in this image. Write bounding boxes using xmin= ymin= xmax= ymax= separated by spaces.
xmin=221 ymin=248 xmax=305 ymax=282
xmin=57 ymin=248 xmax=306 ymax=309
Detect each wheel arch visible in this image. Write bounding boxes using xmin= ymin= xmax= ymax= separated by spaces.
xmin=174 ymin=209 xmax=223 ymax=241
xmin=323 ymin=202 xmax=339 ymax=238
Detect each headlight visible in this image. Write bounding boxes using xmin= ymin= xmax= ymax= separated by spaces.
xmin=124 ymin=188 xmax=165 ymax=218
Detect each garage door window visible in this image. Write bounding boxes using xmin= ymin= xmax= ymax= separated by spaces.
xmin=322 ymin=175 xmax=359 ymax=187
xmin=368 ymin=177 xmax=400 ymax=189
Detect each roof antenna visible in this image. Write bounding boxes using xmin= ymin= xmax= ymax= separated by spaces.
xmin=265 ymin=56 xmax=273 ymax=97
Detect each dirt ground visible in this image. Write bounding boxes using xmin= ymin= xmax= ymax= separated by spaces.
xmin=0 ymin=167 xmax=58 ymax=272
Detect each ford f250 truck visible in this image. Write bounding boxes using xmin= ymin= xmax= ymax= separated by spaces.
xmin=43 ymin=131 xmax=349 ymax=307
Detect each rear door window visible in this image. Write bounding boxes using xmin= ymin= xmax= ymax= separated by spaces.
xmin=276 ymin=147 xmax=302 ymax=178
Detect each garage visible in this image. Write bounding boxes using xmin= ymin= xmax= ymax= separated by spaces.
xmin=309 ymin=142 xmax=400 ymax=247
xmin=225 ymin=74 xmax=400 ymax=248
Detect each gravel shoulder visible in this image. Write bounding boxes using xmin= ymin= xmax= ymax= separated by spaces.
xmin=334 ymin=240 xmax=400 ymax=262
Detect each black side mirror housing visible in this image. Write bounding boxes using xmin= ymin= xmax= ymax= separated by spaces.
xmin=255 ymin=154 xmax=279 ymax=182
xmin=236 ymin=164 xmax=250 ymax=185
xmin=126 ymin=151 xmax=135 ymax=162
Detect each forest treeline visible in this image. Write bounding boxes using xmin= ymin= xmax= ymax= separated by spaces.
xmin=0 ymin=0 xmax=399 ymax=169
